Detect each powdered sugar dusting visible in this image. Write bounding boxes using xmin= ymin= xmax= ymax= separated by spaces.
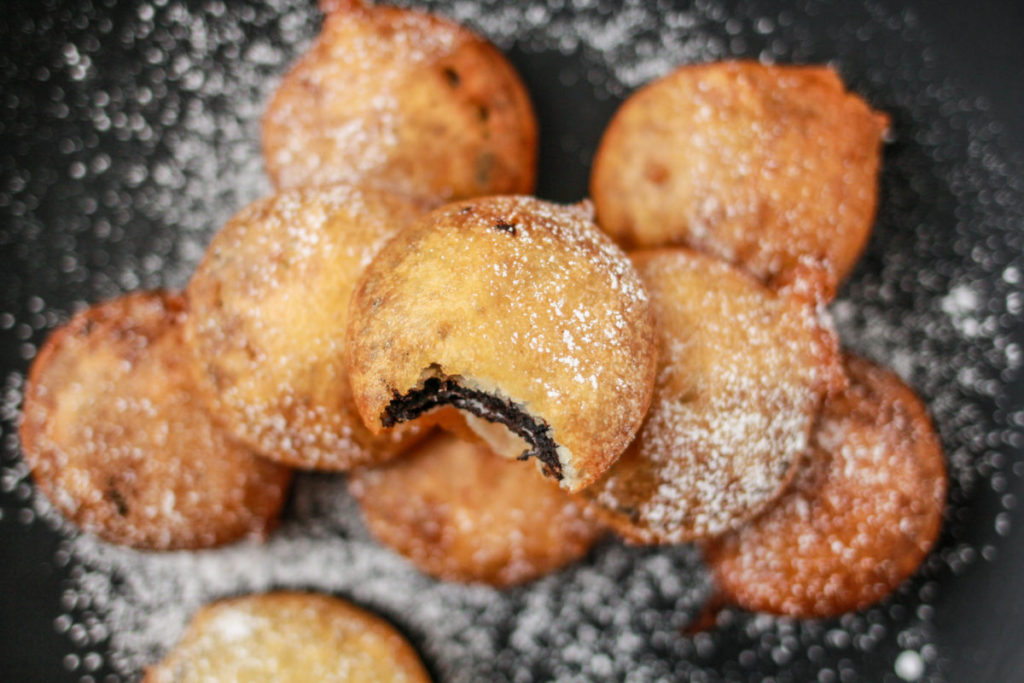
xmin=348 ymin=195 xmax=656 ymax=490
xmin=55 ymin=475 xmax=712 ymax=680
xmin=0 ymin=0 xmax=1022 ymax=681
xmin=348 ymin=432 xmax=605 ymax=587
xmin=707 ymin=355 xmax=947 ymax=618
xmin=262 ymin=1 xmax=537 ymax=199
xmin=145 ymin=592 xmax=430 ymax=681
xmin=184 ymin=183 xmax=428 ymax=470
xmin=19 ymin=292 xmax=291 ymax=551
xmin=586 ymin=250 xmax=837 ymax=541
xmin=262 ymin=5 xmax=463 ymax=189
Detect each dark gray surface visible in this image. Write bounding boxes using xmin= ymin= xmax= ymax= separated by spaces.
xmin=891 ymin=3 xmax=1024 ymax=680
xmin=2 ymin=0 xmax=1022 ymax=680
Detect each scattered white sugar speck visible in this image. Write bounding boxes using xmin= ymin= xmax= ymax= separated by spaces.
xmin=0 ymin=0 xmax=1022 ymax=680
xmin=53 ymin=475 xmax=712 ymax=680
xmin=895 ymin=649 xmax=925 ymax=681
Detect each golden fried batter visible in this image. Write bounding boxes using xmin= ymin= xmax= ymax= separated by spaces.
xmin=19 ymin=292 xmax=292 ymax=550
xmin=582 ymin=249 xmax=843 ymax=543
xmin=350 ymin=432 xmax=605 ymax=587
xmin=145 ymin=592 xmax=431 ymax=683
xmin=705 ymin=354 xmax=947 ymax=618
xmin=346 ymin=196 xmax=657 ymax=492
xmin=591 ymin=61 xmax=889 ymax=287
xmin=263 ymin=0 xmax=537 ymax=201
xmin=185 ymin=184 xmax=431 ymax=471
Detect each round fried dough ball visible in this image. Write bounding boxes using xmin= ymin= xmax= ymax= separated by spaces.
xmin=704 ymin=354 xmax=947 ymax=618
xmin=581 ymin=249 xmax=844 ymax=543
xmin=19 ymin=292 xmax=292 ymax=550
xmin=145 ymin=592 xmax=431 ymax=683
xmin=346 ymin=196 xmax=657 ymax=493
xmin=349 ymin=431 xmax=605 ymax=587
xmin=591 ymin=61 xmax=890 ymax=286
xmin=185 ymin=184 xmax=431 ymax=471
xmin=262 ymin=0 xmax=537 ymax=201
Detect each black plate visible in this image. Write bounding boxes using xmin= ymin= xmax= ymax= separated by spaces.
xmin=2 ymin=1 xmax=1023 ymax=681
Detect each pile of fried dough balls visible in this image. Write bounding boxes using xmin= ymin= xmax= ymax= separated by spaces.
xmin=20 ymin=0 xmax=947 ymax=678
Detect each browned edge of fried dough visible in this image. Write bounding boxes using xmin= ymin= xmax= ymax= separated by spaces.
xmin=263 ymin=0 xmax=538 ymax=198
xmin=703 ymin=353 xmax=947 ymax=618
xmin=144 ymin=591 xmax=432 ymax=683
xmin=349 ymin=432 xmax=607 ymax=587
xmin=19 ymin=291 xmax=292 ymax=550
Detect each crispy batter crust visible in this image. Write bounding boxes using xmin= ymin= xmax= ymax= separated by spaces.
xmin=19 ymin=291 xmax=292 ymax=550
xmin=263 ymin=1 xmax=537 ymax=201
xmin=582 ymin=249 xmax=843 ymax=543
xmin=591 ymin=61 xmax=889 ymax=287
xmin=350 ymin=432 xmax=605 ymax=587
xmin=704 ymin=354 xmax=947 ymax=617
xmin=184 ymin=184 xmax=431 ymax=471
xmin=346 ymin=196 xmax=657 ymax=492
xmin=145 ymin=592 xmax=431 ymax=683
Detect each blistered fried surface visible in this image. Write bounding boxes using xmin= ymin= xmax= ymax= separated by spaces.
xmin=263 ymin=1 xmax=537 ymax=201
xmin=705 ymin=354 xmax=947 ymax=618
xmin=144 ymin=591 xmax=430 ymax=683
xmin=185 ymin=184 xmax=429 ymax=471
xmin=583 ymin=249 xmax=842 ymax=542
xmin=350 ymin=432 xmax=604 ymax=587
xmin=19 ymin=292 xmax=292 ymax=550
xmin=346 ymin=196 xmax=657 ymax=492
xmin=591 ymin=61 xmax=889 ymax=286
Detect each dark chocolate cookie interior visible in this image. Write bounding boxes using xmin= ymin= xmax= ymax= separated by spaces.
xmin=382 ymin=376 xmax=563 ymax=480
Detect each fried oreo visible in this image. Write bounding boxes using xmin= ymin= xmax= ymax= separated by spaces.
xmin=346 ymin=196 xmax=657 ymax=492
xmin=184 ymin=184 xmax=431 ymax=471
xmin=350 ymin=432 xmax=605 ymax=587
xmin=19 ymin=292 xmax=291 ymax=550
xmin=582 ymin=249 xmax=843 ymax=543
xmin=591 ymin=61 xmax=889 ymax=286
xmin=263 ymin=0 xmax=537 ymax=201
xmin=705 ymin=354 xmax=947 ymax=618
xmin=145 ymin=591 xmax=431 ymax=682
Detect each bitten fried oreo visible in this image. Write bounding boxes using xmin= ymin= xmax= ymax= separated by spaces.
xmin=704 ymin=354 xmax=947 ymax=618
xmin=19 ymin=292 xmax=291 ymax=550
xmin=346 ymin=196 xmax=657 ymax=492
xmin=263 ymin=0 xmax=537 ymax=201
xmin=591 ymin=61 xmax=889 ymax=286
xmin=350 ymin=432 xmax=605 ymax=586
xmin=185 ymin=184 xmax=431 ymax=471
xmin=145 ymin=591 xmax=431 ymax=683
xmin=582 ymin=249 xmax=843 ymax=543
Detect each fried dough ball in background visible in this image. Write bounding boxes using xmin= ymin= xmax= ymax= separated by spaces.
xmin=263 ymin=0 xmax=537 ymax=201
xmin=185 ymin=184 xmax=432 ymax=471
xmin=19 ymin=292 xmax=292 ymax=550
xmin=349 ymin=432 xmax=605 ymax=587
xmin=144 ymin=592 xmax=431 ymax=683
xmin=591 ymin=61 xmax=889 ymax=288
xmin=704 ymin=354 xmax=947 ymax=618
xmin=581 ymin=249 xmax=843 ymax=543
xmin=346 ymin=196 xmax=657 ymax=493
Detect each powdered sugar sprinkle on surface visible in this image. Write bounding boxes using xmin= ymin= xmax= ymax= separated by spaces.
xmin=0 ymin=0 xmax=1022 ymax=681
